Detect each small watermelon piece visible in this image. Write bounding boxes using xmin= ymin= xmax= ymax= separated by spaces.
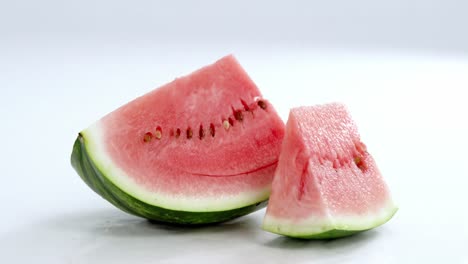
xmin=71 ymin=55 xmax=285 ymax=224
xmin=262 ymin=103 xmax=397 ymax=239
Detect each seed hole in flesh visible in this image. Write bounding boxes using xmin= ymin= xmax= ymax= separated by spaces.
xmin=209 ymin=123 xmax=215 ymax=137
xmin=155 ymin=126 xmax=162 ymax=139
xmin=199 ymin=125 xmax=205 ymax=139
xmin=143 ymin=132 xmax=153 ymax=143
xmin=241 ymin=99 xmax=250 ymax=111
xmin=234 ymin=110 xmax=243 ymax=121
xmin=333 ymin=159 xmax=340 ymax=169
xmin=223 ymin=120 xmax=230 ymax=130
xmin=175 ymin=128 xmax=181 ymax=138
xmin=228 ymin=117 xmax=234 ymax=126
xmin=186 ymin=127 xmax=193 ymax=139
xmin=257 ymin=100 xmax=267 ymax=110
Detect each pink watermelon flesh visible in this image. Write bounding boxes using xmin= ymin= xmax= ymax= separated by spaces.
xmin=81 ymin=55 xmax=285 ymax=214
xmin=263 ymin=103 xmax=396 ymax=238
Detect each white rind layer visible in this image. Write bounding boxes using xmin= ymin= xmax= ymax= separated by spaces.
xmin=81 ymin=122 xmax=271 ymax=212
xmin=262 ymin=200 xmax=398 ymax=237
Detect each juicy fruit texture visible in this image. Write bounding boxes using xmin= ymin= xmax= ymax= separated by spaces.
xmin=262 ymin=103 xmax=397 ymax=239
xmin=71 ymin=55 xmax=285 ymax=224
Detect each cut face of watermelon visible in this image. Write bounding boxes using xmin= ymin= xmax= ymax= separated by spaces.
xmin=71 ymin=55 xmax=285 ymax=224
xmin=262 ymin=103 xmax=397 ymax=238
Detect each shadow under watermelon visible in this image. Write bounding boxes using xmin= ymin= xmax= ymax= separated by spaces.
xmin=49 ymin=207 xmax=264 ymax=238
xmin=263 ymin=229 xmax=379 ymax=249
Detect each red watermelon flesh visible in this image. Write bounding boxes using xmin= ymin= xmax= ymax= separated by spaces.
xmin=73 ymin=55 xmax=285 ymax=223
xmin=262 ymin=103 xmax=397 ymax=238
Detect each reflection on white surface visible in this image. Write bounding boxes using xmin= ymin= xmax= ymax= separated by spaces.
xmin=1 ymin=208 xmax=390 ymax=264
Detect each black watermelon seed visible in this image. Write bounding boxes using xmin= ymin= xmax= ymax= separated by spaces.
xmin=257 ymin=100 xmax=267 ymax=110
xmin=187 ymin=127 xmax=193 ymax=139
xmin=143 ymin=132 xmax=153 ymax=142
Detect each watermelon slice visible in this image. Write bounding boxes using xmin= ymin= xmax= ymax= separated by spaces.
xmin=262 ymin=103 xmax=397 ymax=239
xmin=71 ymin=55 xmax=285 ymax=224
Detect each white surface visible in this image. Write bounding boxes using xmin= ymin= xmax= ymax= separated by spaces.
xmin=1 ymin=1 xmax=468 ymax=263
xmin=1 ymin=47 xmax=468 ymax=263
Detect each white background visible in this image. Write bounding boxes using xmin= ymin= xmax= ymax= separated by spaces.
xmin=1 ymin=1 xmax=468 ymax=263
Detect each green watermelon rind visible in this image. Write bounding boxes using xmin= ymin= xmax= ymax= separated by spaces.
xmin=71 ymin=134 xmax=268 ymax=225
xmin=262 ymin=206 xmax=398 ymax=239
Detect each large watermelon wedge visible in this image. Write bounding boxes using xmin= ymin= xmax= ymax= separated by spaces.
xmin=71 ymin=55 xmax=285 ymax=224
xmin=262 ymin=103 xmax=397 ymax=238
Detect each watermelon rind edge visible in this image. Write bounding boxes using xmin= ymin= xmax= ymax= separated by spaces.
xmin=262 ymin=205 xmax=398 ymax=239
xmin=71 ymin=133 xmax=268 ymax=225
